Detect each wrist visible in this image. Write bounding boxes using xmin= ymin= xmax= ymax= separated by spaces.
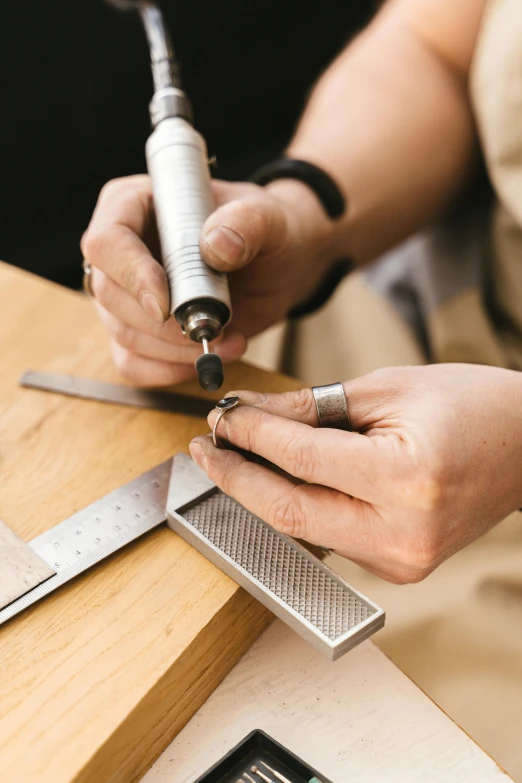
xmin=264 ymin=178 xmax=339 ymax=270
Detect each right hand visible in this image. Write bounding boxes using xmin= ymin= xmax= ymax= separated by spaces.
xmin=192 ymin=363 xmax=522 ymax=583
xmin=81 ymin=174 xmax=331 ymax=386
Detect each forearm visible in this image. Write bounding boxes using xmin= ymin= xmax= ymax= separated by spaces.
xmin=281 ymin=0 xmax=486 ymax=265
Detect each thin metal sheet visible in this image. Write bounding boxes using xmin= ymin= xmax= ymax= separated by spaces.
xmin=20 ymin=370 xmax=215 ymax=417
xmin=0 ymin=520 xmax=56 ymax=610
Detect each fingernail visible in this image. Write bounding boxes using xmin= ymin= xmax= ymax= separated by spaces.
xmin=140 ymin=292 xmax=165 ymax=323
xmin=189 ymin=440 xmax=207 ymax=470
xmin=205 ymin=226 xmax=246 ymax=265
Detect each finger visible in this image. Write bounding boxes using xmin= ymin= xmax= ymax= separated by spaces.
xmin=109 ymin=341 xmax=199 ymax=387
xmin=207 ymin=403 xmax=398 ymax=504
xmin=98 ymin=305 xmax=245 ymax=364
xmin=82 ymin=176 xmax=169 ymax=321
xmin=91 ymin=269 xmax=246 ymax=360
xmin=212 ymin=387 xmax=322 ymax=425
xmin=201 ymin=184 xmax=289 ymax=272
xmin=189 ymin=435 xmax=382 ymax=555
xmin=207 ymin=375 xmax=406 ymax=435
xmin=190 ymin=436 xmax=433 ymax=583
xmin=340 ymin=556 xmax=419 ymax=585
xmin=91 ymin=268 xmax=187 ymax=343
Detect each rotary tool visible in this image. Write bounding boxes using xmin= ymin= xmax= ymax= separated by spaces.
xmin=107 ymin=0 xmax=231 ymax=392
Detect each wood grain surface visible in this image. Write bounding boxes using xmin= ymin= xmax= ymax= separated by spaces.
xmin=0 ymin=262 xmax=299 ymax=783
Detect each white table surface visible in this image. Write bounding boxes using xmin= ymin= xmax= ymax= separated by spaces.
xmin=143 ymin=620 xmax=511 ymax=783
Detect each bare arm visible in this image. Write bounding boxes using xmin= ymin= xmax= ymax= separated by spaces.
xmin=274 ymin=0 xmax=487 ymax=264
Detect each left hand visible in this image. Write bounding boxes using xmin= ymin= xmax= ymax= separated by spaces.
xmin=189 ymin=364 xmax=522 ymax=584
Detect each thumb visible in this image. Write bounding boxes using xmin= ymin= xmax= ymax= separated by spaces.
xmin=200 ymin=191 xmax=289 ymax=272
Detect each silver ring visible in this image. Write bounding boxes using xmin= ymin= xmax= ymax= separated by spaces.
xmin=212 ymin=395 xmax=241 ymax=448
xmin=82 ymin=258 xmax=94 ymax=297
xmin=312 ymin=382 xmax=350 ymax=430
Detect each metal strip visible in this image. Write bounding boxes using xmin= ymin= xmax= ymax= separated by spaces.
xmin=20 ymin=371 xmax=215 ymax=417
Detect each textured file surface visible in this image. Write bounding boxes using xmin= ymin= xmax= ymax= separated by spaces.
xmin=171 ymin=491 xmax=385 ymax=660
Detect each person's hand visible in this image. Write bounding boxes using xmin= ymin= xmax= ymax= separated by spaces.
xmin=189 ymin=364 xmax=522 ymax=584
xmin=81 ymin=175 xmax=331 ymax=386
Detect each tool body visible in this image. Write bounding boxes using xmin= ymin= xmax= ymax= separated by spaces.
xmin=110 ymin=1 xmax=231 ymax=391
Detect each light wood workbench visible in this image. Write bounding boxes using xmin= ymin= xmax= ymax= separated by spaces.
xmin=0 ymin=263 xmax=512 ymax=783
xmin=145 ymin=621 xmax=512 ymax=782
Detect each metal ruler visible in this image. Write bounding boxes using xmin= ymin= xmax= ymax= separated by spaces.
xmin=0 ymin=454 xmax=385 ymax=659
xmin=20 ymin=370 xmax=214 ymax=417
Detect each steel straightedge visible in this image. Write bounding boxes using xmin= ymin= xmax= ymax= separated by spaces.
xmin=20 ymin=371 xmax=214 ymax=417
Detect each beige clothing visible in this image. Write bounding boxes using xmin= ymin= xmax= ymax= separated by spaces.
xmin=473 ymin=0 xmax=522 ymax=371
xmin=244 ymin=0 xmax=522 ymax=779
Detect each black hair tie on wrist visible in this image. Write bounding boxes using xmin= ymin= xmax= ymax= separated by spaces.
xmin=249 ymin=157 xmax=345 ymax=220
xmin=249 ymin=157 xmax=353 ymax=318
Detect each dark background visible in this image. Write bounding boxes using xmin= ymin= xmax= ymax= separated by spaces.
xmin=0 ymin=1 xmax=377 ymax=289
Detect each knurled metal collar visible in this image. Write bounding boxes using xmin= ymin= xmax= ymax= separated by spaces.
xmin=149 ymin=88 xmax=193 ymax=126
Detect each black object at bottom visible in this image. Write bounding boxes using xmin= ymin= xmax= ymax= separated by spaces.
xmin=196 ymin=353 xmax=224 ymax=392
xmin=193 ymin=729 xmax=333 ymax=783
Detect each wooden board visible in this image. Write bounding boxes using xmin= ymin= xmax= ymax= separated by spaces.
xmin=0 ymin=262 xmax=299 ymax=783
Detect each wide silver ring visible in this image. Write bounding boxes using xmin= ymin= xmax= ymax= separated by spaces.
xmin=312 ymin=382 xmax=350 ymax=430
xmin=212 ymin=395 xmax=241 ymax=448
xmin=82 ymin=258 xmax=94 ymax=297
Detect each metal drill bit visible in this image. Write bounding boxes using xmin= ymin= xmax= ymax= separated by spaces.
xmin=251 ymin=766 xmax=274 ymax=783
xmin=259 ymin=761 xmax=294 ymax=783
